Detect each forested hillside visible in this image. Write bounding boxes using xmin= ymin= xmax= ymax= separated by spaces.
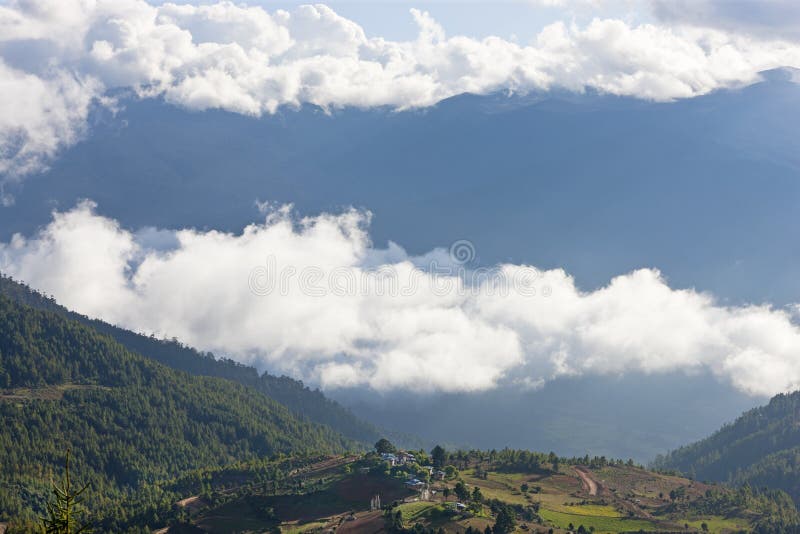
xmin=0 ymin=294 xmax=353 ymax=531
xmin=653 ymin=391 xmax=800 ymax=503
xmin=0 ymin=274 xmax=380 ymax=444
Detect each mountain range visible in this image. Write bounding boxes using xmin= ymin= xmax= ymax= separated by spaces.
xmin=654 ymin=390 xmax=800 ymax=505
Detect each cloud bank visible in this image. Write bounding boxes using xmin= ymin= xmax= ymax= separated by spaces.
xmin=3 ymin=201 xmax=800 ymax=397
xmin=2 ymin=0 xmax=800 ymax=180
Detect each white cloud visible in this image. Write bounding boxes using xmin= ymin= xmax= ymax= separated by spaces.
xmin=0 ymin=60 xmax=100 ymax=197
xmin=1 ymin=0 xmax=800 ymax=180
xmin=4 ymin=201 xmax=800 ymax=397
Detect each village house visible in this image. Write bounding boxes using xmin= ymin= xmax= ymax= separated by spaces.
xmin=404 ymin=478 xmax=425 ymax=489
xmin=397 ymin=451 xmax=416 ymax=464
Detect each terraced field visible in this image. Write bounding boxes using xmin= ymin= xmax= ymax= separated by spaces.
xmin=167 ymin=455 xmax=781 ymax=533
xmin=457 ymin=465 xmax=758 ymax=533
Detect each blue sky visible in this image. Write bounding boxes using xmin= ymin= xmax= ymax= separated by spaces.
xmin=144 ymin=0 xmax=585 ymax=40
xmin=243 ymin=1 xmax=644 ymax=41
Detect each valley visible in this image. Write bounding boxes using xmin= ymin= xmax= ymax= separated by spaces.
xmin=158 ymin=449 xmax=790 ymax=534
xmin=1 ymin=275 xmax=799 ymax=533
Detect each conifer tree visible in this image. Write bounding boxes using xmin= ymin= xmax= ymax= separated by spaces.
xmin=41 ymin=449 xmax=92 ymax=534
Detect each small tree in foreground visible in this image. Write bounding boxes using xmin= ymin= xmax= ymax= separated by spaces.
xmin=41 ymin=449 xmax=92 ymax=534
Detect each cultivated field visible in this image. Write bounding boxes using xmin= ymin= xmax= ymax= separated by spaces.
xmin=173 ymin=455 xmax=763 ymax=534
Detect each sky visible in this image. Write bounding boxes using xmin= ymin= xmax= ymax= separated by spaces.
xmin=148 ymin=0 xmax=647 ymax=41
xmin=241 ymin=1 xmax=632 ymax=42
xmin=2 ymin=0 xmax=800 ymax=398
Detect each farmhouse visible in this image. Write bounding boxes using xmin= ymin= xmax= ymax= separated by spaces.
xmin=382 ymin=451 xmax=417 ymax=466
xmin=397 ymin=452 xmax=416 ymax=464
xmin=404 ymin=478 xmax=425 ymax=489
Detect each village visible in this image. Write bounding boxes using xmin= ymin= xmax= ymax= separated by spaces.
xmin=377 ymin=451 xmax=462 ymax=510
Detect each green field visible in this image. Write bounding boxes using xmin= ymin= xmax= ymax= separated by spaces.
xmin=461 ymin=471 xmax=530 ymax=505
xmin=551 ymin=504 xmax=623 ymax=517
xmin=683 ymin=516 xmax=750 ymax=533
xmin=397 ymin=502 xmax=443 ymax=522
xmin=538 ymin=508 xmax=658 ymax=533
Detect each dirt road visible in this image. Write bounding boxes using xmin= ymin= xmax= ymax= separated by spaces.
xmin=574 ymin=466 xmax=598 ymax=496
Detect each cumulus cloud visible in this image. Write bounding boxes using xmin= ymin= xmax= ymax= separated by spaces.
xmin=0 ymin=61 xmax=100 ymax=199
xmin=3 ymin=201 xmax=800 ymax=397
xmin=1 ymin=0 xmax=800 ymax=180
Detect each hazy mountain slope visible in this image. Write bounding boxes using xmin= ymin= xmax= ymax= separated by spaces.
xmin=0 ymin=274 xmax=381 ymax=444
xmin=0 ymin=294 xmax=353 ymax=529
xmin=653 ymin=391 xmax=800 ymax=502
xmin=3 ymin=72 xmax=800 ymax=304
xmin=332 ymin=373 xmax=760 ymax=462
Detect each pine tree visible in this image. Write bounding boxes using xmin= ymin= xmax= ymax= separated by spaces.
xmin=41 ymin=449 xmax=93 ymax=534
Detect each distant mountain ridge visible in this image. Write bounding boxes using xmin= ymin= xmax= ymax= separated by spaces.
xmin=653 ymin=390 xmax=800 ymax=503
xmin=0 ymin=273 xmax=382 ymax=445
xmin=4 ymin=73 xmax=800 ymax=305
